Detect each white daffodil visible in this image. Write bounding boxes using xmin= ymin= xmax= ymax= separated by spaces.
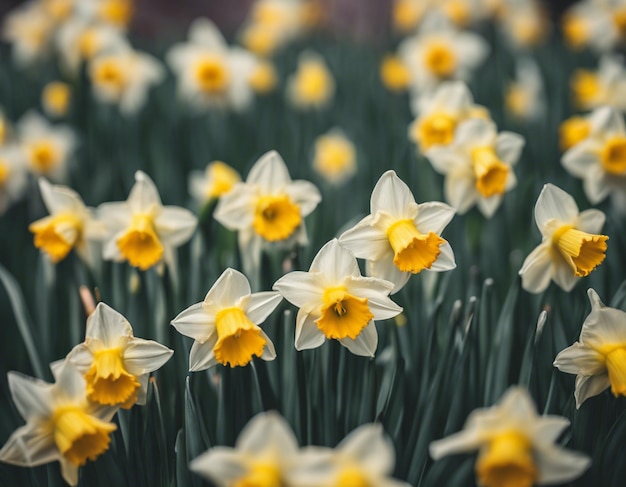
xmin=519 ymin=183 xmax=608 ymax=294
xmin=554 ymin=288 xmax=626 ymax=408
xmin=2 ymin=2 xmax=55 ymax=67
xmin=571 ymin=54 xmax=626 ymax=112
xmin=429 ymin=387 xmax=591 ymax=487
xmin=98 ymin=170 xmax=197 ymax=272
xmin=89 ymin=47 xmax=164 ymax=115
xmin=171 ymin=268 xmax=281 ymax=370
xmin=408 ymin=80 xmax=490 ymax=153
xmin=66 ymin=302 xmax=173 ymax=408
xmin=188 ymin=160 xmax=241 ymax=207
xmin=0 ymin=144 xmax=28 ymax=215
xmin=273 ymin=239 xmax=402 ymax=357
xmin=0 ymin=364 xmax=118 ymax=486
xmin=497 ymin=0 xmax=550 ymax=49
xmin=29 ymin=179 xmax=105 ymax=266
xmin=292 ymin=423 xmax=411 ymax=487
xmin=190 ymin=411 xmax=304 ymax=486
xmin=286 ymin=51 xmax=335 ymax=109
xmin=398 ymin=13 xmax=488 ymax=93
xmin=311 ymin=129 xmax=357 ymax=186
xmin=562 ymin=106 xmax=626 ymax=208
xmin=17 ymin=111 xmax=77 ymax=182
xmin=505 ymin=57 xmax=545 ymax=122
xmin=563 ymin=0 xmax=626 ymax=53
xmin=166 ymin=18 xmax=258 ymax=112
xmin=214 ymin=150 xmax=321 ymax=280
xmin=339 ymin=170 xmax=456 ymax=294
xmin=426 ymin=118 xmax=524 ymax=217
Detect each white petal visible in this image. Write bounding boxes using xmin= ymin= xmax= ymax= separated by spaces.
xmin=0 ymin=422 xmax=57 ymax=467
xmin=189 ymin=335 xmax=219 ymax=371
xmin=582 ymin=169 xmax=611 ymax=205
xmin=204 ymin=268 xmax=251 ymax=309
xmin=7 ymin=372 xmax=53 ymax=419
xmin=155 ymin=206 xmax=197 ymax=247
xmin=445 ymin=173 xmax=476 ymax=214
xmin=497 ymin=387 xmax=537 ymax=421
xmin=554 ymin=342 xmax=605 ymax=376
xmin=574 ymin=373 xmax=610 ymax=408
xmin=237 ymin=411 xmax=299 ymax=455
xmin=188 ymin=18 xmax=226 ymax=50
xmin=428 ymin=241 xmax=456 ymax=271
xmin=580 ymin=306 xmax=626 ymax=348
xmin=370 ymin=170 xmax=416 ymax=218
xmin=38 ymin=179 xmax=84 ymax=215
xmin=294 ymin=309 xmax=326 ymax=351
xmin=273 ymin=271 xmax=323 ymax=309
xmin=562 ymin=141 xmax=602 ymax=178
xmin=532 ymin=416 xmax=571 ymax=445
xmin=476 ymin=194 xmax=503 ymax=218
xmin=576 ymin=208 xmax=606 ymax=234
xmin=86 ymin=302 xmax=132 ymax=344
xmin=190 ymin=447 xmax=247 ymax=484
xmin=128 ymin=171 xmax=162 ymax=213
xmin=65 ymin=346 xmax=93 ymax=373
xmin=429 ymin=428 xmax=483 ymax=460
xmin=259 ymin=331 xmax=276 ymax=361
xmin=534 ymin=184 xmax=579 ymax=229
xmin=60 ymin=458 xmax=79 ymax=486
xmin=310 ymin=239 xmax=360 ymax=281
xmin=589 ymin=105 xmax=624 ymax=134
xmin=54 ymin=363 xmax=87 ymax=401
xmin=245 ymin=291 xmax=282 ymax=324
xmin=366 ymin=258 xmax=410 ymax=295
xmin=247 ymin=151 xmax=291 ymax=192
xmin=519 ymin=244 xmax=553 ymax=294
xmin=535 ymin=445 xmax=591 ymax=484
xmin=123 ymin=338 xmax=173 ymax=375
xmin=285 ymin=180 xmax=321 ymax=217
xmin=414 ymin=202 xmax=455 ymax=235
xmin=336 ymin=423 xmax=394 ymax=475
xmin=495 ymin=132 xmax=525 ymax=166
xmin=213 ymin=184 xmax=255 ymax=231
xmin=338 ymin=216 xmax=390 ymax=261
xmin=339 ymin=321 xmax=378 ymax=357
xmin=425 ymin=147 xmax=462 ymax=175
xmin=455 ymin=32 xmax=489 ymax=67
xmin=455 ymin=118 xmax=496 ymax=148
xmin=345 ymin=277 xmax=401 ymax=320
xmin=551 ymin=257 xmax=579 ymax=292
xmin=171 ymin=302 xmax=213 ymax=342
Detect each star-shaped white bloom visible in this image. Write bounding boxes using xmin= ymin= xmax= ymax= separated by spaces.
xmin=339 ymin=170 xmax=456 ymax=294
xmin=430 ymin=387 xmax=591 ymax=487
xmin=171 ymin=268 xmax=281 ymax=370
xmin=519 ymin=183 xmax=608 ymax=294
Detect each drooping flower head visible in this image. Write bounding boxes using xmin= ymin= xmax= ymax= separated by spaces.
xmin=98 ymin=170 xmax=197 ymax=272
xmin=339 ymin=170 xmax=456 ymax=294
xmin=171 ymin=268 xmax=281 ymax=370
xmin=273 ymin=239 xmax=402 ymax=356
xmin=429 ymin=387 xmax=591 ymax=487
xmin=519 ymin=183 xmax=608 ymax=294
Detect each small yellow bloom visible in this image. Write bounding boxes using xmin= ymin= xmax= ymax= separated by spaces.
xmin=98 ymin=0 xmax=133 ymax=29
xmin=189 ymin=160 xmax=241 ymax=206
xmin=392 ymin=0 xmax=423 ymax=33
xmin=572 ymin=70 xmax=601 ymax=109
xmin=287 ymin=52 xmax=335 ymax=109
xmin=240 ymin=23 xmax=283 ymax=57
xmin=42 ymin=82 xmax=71 ymax=118
xmin=249 ymin=59 xmax=278 ymax=94
xmin=380 ymin=55 xmax=411 ymax=93
xmin=312 ymin=130 xmax=357 ymax=185
xmin=562 ymin=12 xmax=589 ymax=50
xmin=559 ymin=116 xmax=590 ymax=151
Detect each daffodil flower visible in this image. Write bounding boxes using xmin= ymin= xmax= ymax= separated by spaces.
xmin=426 ymin=118 xmax=525 ymax=217
xmin=563 ymin=0 xmax=626 ymax=53
xmin=562 ymin=106 xmax=626 ymax=208
xmin=498 ymin=0 xmax=549 ymax=49
xmin=214 ymin=150 xmax=321 ymax=280
xmin=190 ymin=411 xmax=304 ymax=486
xmin=42 ymin=82 xmax=72 ymax=119
xmin=505 ymin=57 xmax=545 ymax=122
xmin=65 ymin=302 xmax=173 ymax=408
xmin=339 ymin=170 xmax=456 ymax=294
xmin=171 ymin=268 xmax=281 ymax=370
xmin=571 ymin=54 xmax=626 ymax=112
xmin=0 ymin=364 xmax=118 ymax=486
xmin=380 ymin=54 xmax=412 ymax=93
xmin=77 ymin=0 xmax=134 ymax=31
xmin=519 ymin=183 xmax=608 ymax=294
xmin=286 ymin=51 xmax=335 ymax=109
xmin=0 ymin=144 xmax=28 ymax=215
xmin=188 ymin=160 xmax=241 ymax=206
xmin=273 ymin=239 xmax=402 ymax=356
xmin=29 ymin=179 xmax=105 ymax=266
xmin=554 ymin=288 xmax=626 ymax=407
xmin=429 ymin=387 xmax=591 ymax=487
xmin=98 ymin=170 xmax=197 ymax=272
xmin=312 ymin=129 xmax=357 ymax=186
xmin=2 ymin=2 xmax=55 ymax=67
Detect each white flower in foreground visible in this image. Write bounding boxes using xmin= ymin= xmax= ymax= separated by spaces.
xmin=571 ymin=54 xmax=626 ymax=112
xmin=429 ymin=387 xmax=590 ymax=487
xmin=519 ymin=184 xmax=608 ymax=294
xmin=171 ymin=268 xmax=281 ymax=370
xmin=66 ymin=302 xmax=173 ymax=408
xmin=188 ymin=160 xmax=241 ymax=206
xmin=190 ymin=411 xmax=303 ymax=486
xmin=339 ymin=170 xmax=456 ymax=294
xmin=29 ymin=179 xmax=105 ymax=266
xmin=89 ymin=48 xmax=164 ymax=115
xmin=17 ymin=111 xmax=77 ymax=182
xmin=0 ymin=364 xmax=118 ymax=486
xmin=214 ymin=150 xmax=321 ymax=280
xmin=562 ymin=106 xmax=626 ymax=208
xmin=273 ymin=239 xmax=402 ymax=357
xmin=98 ymin=170 xmax=197 ymax=272
xmin=554 ymin=288 xmax=626 ymax=408
xmin=426 ymin=118 xmax=525 ymax=217
xmin=166 ymin=18 xmax=258 ymax=112
xmin=0 ymin=144 xmax=28 ymax=215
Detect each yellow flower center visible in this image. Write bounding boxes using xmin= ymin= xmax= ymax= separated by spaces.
xmin=0 ymin=161 xmax=10 ymax=189
xmin=233 ymin=463 xmax=283 ymax=487
xmin=552 ymin=225 xmax=608 ymax=277
xmin=613 ymin=9 xmax=626 ymax=37
xmin=29 ymin=213 xmax=82 ymax=263
xmin=505 ymin=84 xmax=529 ymax=118
xmin=336 ymin=466 xmax=371 ymax=487
xmin=93 ymin=58 xmax=127 ymax=95
xmin=99 ymin=0 xmax=133 ymax=28
xmin=79 ymin=29 xmax=99 ymax=59
xmin=423 ymin=42 xmax=457 ymax=78
xmin=293 ymin=60 xmax=333 ymax=106
xmin=195 ymin=56 xmax=230 ymax=94
xmin=380 ymin=55 xmax=411 ymax=93
xmin=85 ymin=347 xmax=140 ymax=408
xmin=315 ymin=286 xmax=373 ymax=340
xmin=571 ymin=70 xmax=601 ymax=108
xmin=386 ymin=219 xmax=445 ymax=273
xmin=600 ymin=136 xmax=626 ymax=175
xmin=43 ymin=82 xmax=71 ymax=117
xmin=253 ymin=194 xmax=302 ymax=241
xmin=562 ymin=13 xmax=588 ymax=49
xmin=249 ymin=60 xmax=278 ymax=94
xmin=52 ymin=405 xmax=117 ymax=467
xmin=414 ymin=113 xmax=457 ymax=150
xmin=605 ymin=347 xmax=626 ymax=397
xmin=117 ymin=213 xmax=164 ymax=270
xmin=214 ymin=307 xmax=266 ymax=367
xmin=314 ymin=135 xmax=356 ymax=182
xmin=471 ymin=146 xmax=510 ymax=197
xmin=205 ymin=161 xmax=240 ymax=199
xmin=559 ymin=116 xmax=590 ymax=151
xmin=476 ymin=431 xmax=538 ymax=487
xmin=241 ymin=24 xmax=280 ymax=57
xmin=28 ymin=140 xmax=59 ymax=174
xmin=393 ymin=0 xmax=422 ymax=32
xmin=443 ymin=0 xmax=470 ymax=26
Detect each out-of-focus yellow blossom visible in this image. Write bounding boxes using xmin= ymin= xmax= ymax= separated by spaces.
xmin=2 ymin=2 xmax=55 ymax=67
xmin=562 ymin=8 xmax=594 ymax=50
xmin=0 ymin=145 xmax=28 ymax=215
xmin=380 ymin=55 xmax=411 ymax=93
xmin=240 ymin=22 xmax=284 ymax=57
xmin=0 ymin=364 xmax=118 ymax=486
xmin=519 ymin=184 xmax=608 ymax=294
xmin=66 ymin=302 xmax=173 ymax=408
xmin=498 ymin=0 xmax=550 ymax=49
xmin=171 ymin=268 xmax=281 ymax=370
xmin=430 ymin=387 xmax=590 ymax=487
xmin=29 ymin=179 xmax=105 ymax=266
xmin=188 ymin=160 xmax=241 ymax=206
xmin=17 ymin=111 xmax=77 ymax=182
xmin=312 ymin=129 xmax=357 ymax=185
xmin=273 ymin=239 xmax=402 ymax=356
xmin=571 ymin=54 xmax=626 ymax=112
xmin=42 ymin=82 xmax=71 ymax=118
xmin=98 ymin=170 xmax=197 ymax=272
xmin=214 ymin=151 xmax=321 ymax=279
xmin=562 ymin=106 xmax=626 ymax=208
xmin=393 ymin=0 xmax=427 ymax=33
xmin=555 ymin=288 xmax=626 ymax=407
xmin=89 ymin=48 xmax=164 ymax=115
xmin=339 ymin=170 xmax=456 ymax=294
xmin=287 ymin=51 xmax=335 ymax=109
xmin=249 ymin=59 xmax=278 ymax=94
xmin=505 ymin=57 xmax=544 ymax=122
xmin=562 ymin=0 xmax=626 ymax=52
xmin=42 ymin=0 xmax=76 ymax=23
xmin=77 ymin=0 xmax=134 ymax=31
xmin=0 ymin=112 xmax=9 ymax=146
xmin=559 ymin=115 xmax=591 ymax=151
